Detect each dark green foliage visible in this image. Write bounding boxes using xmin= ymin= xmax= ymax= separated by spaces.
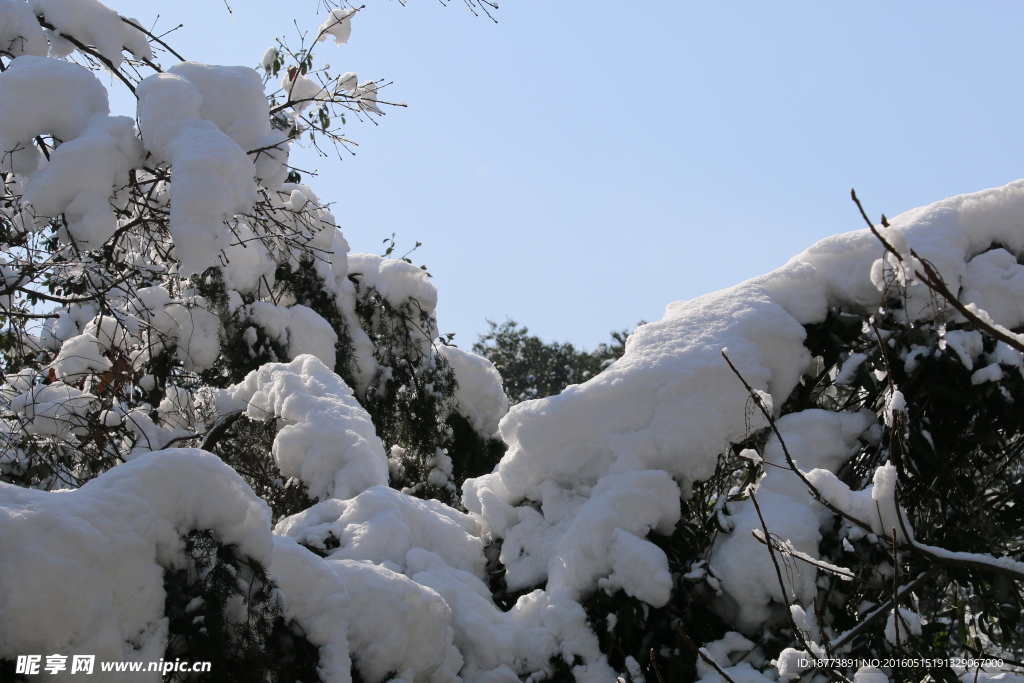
xmin=194 ymin=268 xmax=289 ymax=388
xmin=163 ymin=529 xmax=318 ymax=683
xmin=494 ymin=245 xmax=1024 ymax=680
xmin=204 ymin=415 xmax=313 ymax=523
xmin=446 ymin=411 xmax=506 ymax=492
xmin=350 ymin=278 xmax=460 ymax=506
xmin=793 ymin=298 xmax=1024 ymax=666
xmin=473 ymin=319 xmax=631 ymax=405
xmin=718 ymin=249 xmax=1024 ymax=677
xmin=275 ymin=256 xmax=358 ymax=387
xmin=576 ymin=453 xmax=754 ymax=683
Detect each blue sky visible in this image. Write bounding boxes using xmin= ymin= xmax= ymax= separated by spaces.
xmin=107 ymin=0 xmax=1024 ymax=349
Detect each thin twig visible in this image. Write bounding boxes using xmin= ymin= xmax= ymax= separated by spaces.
xmin=674 ymin=626 xmax=737 ymax=683
xmin=120 ymin=17 xmax=185 ymax=61
xmin=830 ymin=568 xmax=939 ymax=651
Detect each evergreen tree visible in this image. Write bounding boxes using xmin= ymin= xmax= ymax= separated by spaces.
xmin=473 ymin=318 xmax=632 ymax=405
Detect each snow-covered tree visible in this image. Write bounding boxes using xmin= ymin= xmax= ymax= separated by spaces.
xmin=1 ymin=1 xmax=1023 ymax=682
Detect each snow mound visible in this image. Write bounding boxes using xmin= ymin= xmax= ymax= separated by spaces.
xmin=29 ymin=0 xmax=152 ymax=67
xmin=349 ymin=252 xmax=438 ymax=315
xmin=136 ymin=71 xmax=258 ymax=276
xmin=0 ymin=449 xmax=272 ymax=671
xmin=438 ymin=344 xmax=508 ymax=437
xmin=0 ymin=56 xmax=109 ymax=175
xmin=710 ymin=410 xmax=874 ymax=632
xmin=219 ymin=354 xmax=388 ymax=501
xmin=0 ymin=0 xmax=48 ymax=58
xmin=275 ymin=483 xmax=485 ymax=577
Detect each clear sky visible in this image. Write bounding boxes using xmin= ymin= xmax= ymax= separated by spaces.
xmin=104 ymin=0 xmax=1024 ymax=349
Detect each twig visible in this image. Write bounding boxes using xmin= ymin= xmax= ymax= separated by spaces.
xmin=200 ymin=410 xmax=243 ymax=451
xmin=120 ymin=17 xmax=185 ymax=62
xmin=721 ymin=350 xmax=874 ymax=530
xmin=674 ymin=626 xmax=737 ymax=683
xmin=852 ymin=189 xmax=1024 ymax=356
xmin=830 ymin=567 xmax=938 ymax=651
xmin=749 ymin=492 xmax=818 ymax=654
xmin=648 ymin=648 xmax=666 ymax=683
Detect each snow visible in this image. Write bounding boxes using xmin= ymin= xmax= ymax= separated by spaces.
xmin=884 ymin=607 xmax=922 ymax=646
xmin=275 ymin=484 xmax=486 ymax=577
xmin=803 ymin=462 xmax=912 ymax=544
xmin=960 ymin=248 xmax=1024 ymax=329
xmin=710 ymin=409 xmax=874 ymax=632
xmin=245 ymin=301 xmax=338 ymax=370
xmin=465 ymin=282 xmax=809 ymax=527
xmin=854 ymin=666 xmax=889 ymax=683
xmin=126 ymin=285 xmax=226 ymax=369
xmin=221 ymin=223 xmax=276 ymax=294
xmin=349 ymin=252 xmax=439 ymax=314
xmin=318 ymin=8 xmax=357 ymax=47
xmin=834 ymin=352 xmax=867 ymax=385
xmin=9 ymin=1 xmax=1024 ymax=677
xmin=282 ymin=70 xmax=330 ymax=112
xmin=219 ymin=354 xmax=388 ymax=502
xmin=328 ymin=558 xmax=459 ymax=682
xmin=0 ymin=56 xmax=109 ymax=175
xmin=48 ymin=332 xmax=111 ymax=382
xmin=546 ymin=470 xmax=679 ymax=605
xmin=695 ymin=632 xmax=758 ymax=680
xmin=0 ymin=0 xmax=48 ymax=58
xmin=7 ymin=381 xmax=98 ymax=437
xmin=165 ymin=298 xmax=222 ymax=371
xmin=29 ymin=0 xmax=152 ymax=68
xmin=353 ymin=80 xmax=382 ymax=114
xmin=165 ymin=62 xmax=271 ymax=153
xmin=267 ymin=537 xmax=354 ymax=683
xmin=438 ymin=344 xmax=508 ymax=436
xmin=0 ymin=450 xmax=272 ymax=677
xmin=136 ymin=71 xmax=259 ymax=276
xmin=943 ymin=329 xmax=984 ymax=371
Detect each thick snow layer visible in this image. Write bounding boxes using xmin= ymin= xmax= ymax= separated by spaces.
xmin=165 ymin=299 xmax=222 ymax=371
xmin=465 ymin=282 xmax=809 ymax=522
xmin=711 ymin=410 xmax=874 ymax=632
xmin=409 ymin=561 xmax=615 ymax=683
xmin=0 ymin=450 xmax=272 ymax=677
xmin=960 ymin=247 xmax=1024 ymax=329
xmin=219 ymin=354 xmax=388 ymax=501
xmin=330 ymin=558 xmax=460 ymax=683
xmin=221 ymin=223 xmax=276 ymax=294
xmin=460 ymin=178 xmax=1024 ymax=641
xmin=22 ymin=110 xmax=139 ymax=246
xmin=0 ymin=0 xmax=48 ymax=58
xmin=438 ymin=345 xmax=508 ymax=437
xmin=349 ymin=252 xmax=439 ymax=315
xmin=245 ymin=301 xmax=338 ymax=370
xmin=0 ymin=56 xmax=109 ymax=175
xmin=7 ymin=381 xmax=98 ymax=437
xmin=29 ymin=0 xmax=152 ymax=67
xmin=165 ymin=62 xmax=271 ymax=153
xmin=268 ymin=537 xmax=354 ymax=683
xmin=546 ymin=470 xmax=679 ymax=605
xmin=48 ymin=332 xmax=111 ymax=382
xmin=136 ymin=71 xmax=258 ymax=276
xmin=275 ymin=484 xmax=486 ymax=578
